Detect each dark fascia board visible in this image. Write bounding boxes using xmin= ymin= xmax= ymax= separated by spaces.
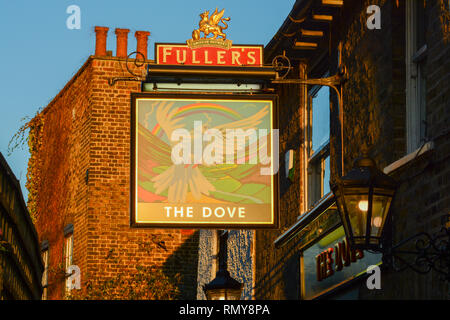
xmin=145 ymin=77 xmax=270 ymax=85
xmin=146 ymin=64 xmax=277 ymax=81
xmin=274 ymin=192 xmax=335 ymax=248
xmin=264 ymin=0 xmax=316 ymax=63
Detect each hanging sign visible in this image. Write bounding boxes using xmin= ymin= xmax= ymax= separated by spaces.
xmin=131 ymin=93 xmax=279 ymax=228
xmin=133 ymin=10 xmax=277 ymax=228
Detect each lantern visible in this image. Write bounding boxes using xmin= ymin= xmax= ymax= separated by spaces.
xmin=331 ymin=154 xmax=397 ymax=251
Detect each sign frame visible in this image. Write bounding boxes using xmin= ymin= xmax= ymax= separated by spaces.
xmin=130 ymin=92 xmax=279 ymax=229
xmin=154 ymin=43 xmax=264 ymax=66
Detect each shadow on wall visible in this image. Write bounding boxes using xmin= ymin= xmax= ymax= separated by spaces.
xmin=254 ymin=235 xmax=301 ymax=300
xmin=162 ymin=230 xmax=200 ymax=299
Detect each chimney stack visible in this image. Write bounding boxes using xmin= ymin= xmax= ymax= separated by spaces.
xmin=115 ymin=28 xmax=130 ymax=58
xmin=94 ymin=26 xmax=109 ymax=56
xmin=135 ymin=31 xmax=151 ymax=60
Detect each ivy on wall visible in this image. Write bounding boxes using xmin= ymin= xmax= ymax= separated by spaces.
xmin=68 ymin=264 xmax=181 ymax=300
xmin=8 ymin=110 xmax=45 ymax=222
xmin=26 ymin=113 xmax=45 ymax=222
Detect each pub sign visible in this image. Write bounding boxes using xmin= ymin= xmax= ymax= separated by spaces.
xmin=131 ymin=93 xmax=278 ymax=228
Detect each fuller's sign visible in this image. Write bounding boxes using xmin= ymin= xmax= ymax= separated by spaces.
xmin=155 ymin=44 xmax=263 ymax=66
xmin=131 ymin=93 xmax=279 ymax=228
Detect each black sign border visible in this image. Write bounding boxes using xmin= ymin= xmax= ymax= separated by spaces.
xmin=130 ymin=92 xmax=279 ymax=229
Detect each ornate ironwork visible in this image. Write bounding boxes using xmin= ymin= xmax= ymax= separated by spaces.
xmin=271 ymin=63 xmax=346 ymax=99
xmin=271 ymin=54 xmax=291 ymax=80
xmin=108 ymin=51 xmax=147 ymax=86
xmin=270 ymin=53 xmax=346 ymax=175
xmin=270 ymin=53 xmax=346 ymax=101
xmin=382 ymin=215 xmax=450 ymax=281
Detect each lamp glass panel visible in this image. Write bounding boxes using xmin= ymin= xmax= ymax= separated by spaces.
xmin=206 ymin=289 xmax=242 ymax=300
xmin=353 ymin=237 xmax=367 ymax=245
xmin=344 ymin=193 xmax=369 ymax=238
xmin=226 ymin=289 xmax=243 ymax=300
xmin=336 ymin=192 xmax=352 ymax=238
xmin=206 ymin=289 xmax=226 ymax=300
xmin=370 ymin=194 xmax=392 ymax=238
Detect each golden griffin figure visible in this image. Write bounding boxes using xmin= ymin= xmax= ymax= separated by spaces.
xmin=192 ymin=8 xmax=230 ymax=41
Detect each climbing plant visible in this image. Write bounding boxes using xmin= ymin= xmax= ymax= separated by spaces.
xmin=8 ymin=109 xmax=44 ymax=222
xmin=67 ymin=264 xmax=181 ymax=300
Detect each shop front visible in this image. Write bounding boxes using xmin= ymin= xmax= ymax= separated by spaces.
xmin=275 ymin=194 xmax=382 ymax=300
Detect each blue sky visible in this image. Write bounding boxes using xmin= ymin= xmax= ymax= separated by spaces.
xmin=0 ymin=0 xmax=295 ymax=200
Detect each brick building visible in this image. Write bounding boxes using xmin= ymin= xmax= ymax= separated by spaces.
xmin=28 ymin=0 xmax=449 ymax=301
xmin=253 ymin=0 xmax=449 ymax=299
xmin=28 ymin=27 xmax=199 ymax=299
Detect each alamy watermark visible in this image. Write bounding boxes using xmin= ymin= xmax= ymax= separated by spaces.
xmin=366 ymin=265 xmax=381 ymax=289
xmin=367 ymin=5 xmax=381 ymax=30
xmin=66 ymin=265 xmax=81 ymax=290
xmin=170 ymin=121 xmax=279 ymax=175
xmin=66 ymin=5 xmax=81 ymax=30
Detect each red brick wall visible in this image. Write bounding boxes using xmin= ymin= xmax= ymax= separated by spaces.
xmin=32 ymin=56 xmax=199 ymax=299
xmin=32 ymin=59 xmax=92 ymax=299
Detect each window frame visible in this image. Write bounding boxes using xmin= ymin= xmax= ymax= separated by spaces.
xmin=63 ymin=224 xmax=74 ymax=295
xmin=406 ymin=0 xmax=428 ymax=153
xmin=306 ymin=83 xmax=331 ymax=209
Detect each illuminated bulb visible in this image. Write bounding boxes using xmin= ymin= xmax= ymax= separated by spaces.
xmin=358 ymin=200 xmax=369 ymax=212
xmin=372 ymin=216 xmax=382 ymax=228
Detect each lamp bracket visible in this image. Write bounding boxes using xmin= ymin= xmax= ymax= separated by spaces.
xmin=271 ymin=67 xmax=346 ymax=103
xmin=270 ymin=53 xmax=347 ymax=104
xmin=271 ymin=53 xmax=347 ymax=175
xmin=382 ymin=215 xmax=450 ymax=282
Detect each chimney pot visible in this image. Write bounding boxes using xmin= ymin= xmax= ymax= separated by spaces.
xmin=115 ymin=28 xmax=130 ymax=58
xmin=135 ymin=31 xmax=151 ymax=60
xmin=94 ymin=26 xmax=109 ymax=56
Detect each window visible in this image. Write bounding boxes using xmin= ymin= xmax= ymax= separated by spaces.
xmin=63 ymin=224 xmax=74 ymax=295
xmin=41 ymin=240 xmax=49 ymax=300
xmin=307 ymin=85 xmax=331 ymax=208
xmin=406 ymin=0 xmax=427 ymax=153
xmin=64 ymin=234 xmax=73 ymax=271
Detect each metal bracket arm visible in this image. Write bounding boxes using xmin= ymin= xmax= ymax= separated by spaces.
xmin=271 ymin=68 xmax=346 ymax=103
xmin=382 ymin=215 xmax=450 ymax=282
xmin=271 ymin=65 xmax=347 ymax=176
